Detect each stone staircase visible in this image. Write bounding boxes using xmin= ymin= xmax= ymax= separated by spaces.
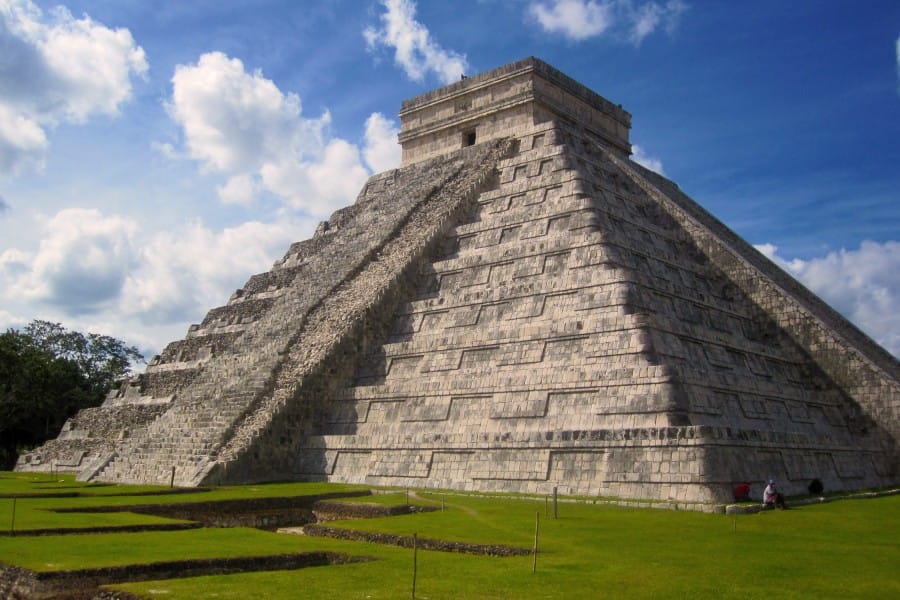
xmin=203 ymin=140 xmax=518 ymax=483
xmin=86 ymin=140 xmax=514 ymax=486
xmin=86 ymin=353 xmax=277 ymax=485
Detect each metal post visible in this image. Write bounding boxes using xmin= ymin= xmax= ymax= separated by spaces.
xmin=170 ymin=466 xmax=176 ymax=488
xmin=10 ymin=497 xmax=17 ymax=536
xmin=532 ymin=511 xmax=540 ymax=573
xmin=552 ymin=486 xmax=558 ymax=519
xmin=411 ymin=532 xmax=418 ymax=599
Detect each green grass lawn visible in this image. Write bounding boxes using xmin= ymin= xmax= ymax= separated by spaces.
xmin=115 ymin=494 xmax=900 ymax=599
xmin=0 ymin=471 xmax=170 ymax=496
xmin=1 ymin=527 xmax=377 ymax=571
xmin=0 ymin=472 xmax=371 ymax=532
xmin=0 ymin=473 xmax=897 ymax=599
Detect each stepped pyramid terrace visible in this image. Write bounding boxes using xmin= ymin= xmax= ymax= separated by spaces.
xmin=18 ymin=57 xmax=899 ymax=504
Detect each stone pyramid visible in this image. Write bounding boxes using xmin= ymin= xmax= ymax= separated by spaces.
xmin=19 ymin=58 xmax=898 ymax=504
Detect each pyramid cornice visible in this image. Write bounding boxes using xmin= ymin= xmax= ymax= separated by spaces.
xmin=399 ymin=57 xmax=632 ymax=164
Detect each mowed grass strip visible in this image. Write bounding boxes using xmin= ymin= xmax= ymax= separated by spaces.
xmin=0 ymin=472 xmax=167 ymax=497
xmin=0 ymin=486 xmax=196 ymax=532
xmin=1 ymin=472 xmax=369 ymax=501
xmin=0 ymin=527 xmax=372 ymax=571
xmin=0 ymin=472 xmax=373 ymax=532
xmin=117 ymin=547 xmax=523 ymax=600
xmin=0 ymin=497 xmax=189 ymax=531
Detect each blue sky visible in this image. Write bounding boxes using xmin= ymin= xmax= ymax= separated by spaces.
xmin=1 ymin=0 xmax=898 ymax=361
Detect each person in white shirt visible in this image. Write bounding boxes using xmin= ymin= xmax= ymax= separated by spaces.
xmin=763 ymin=480 xmax=786 ymax=509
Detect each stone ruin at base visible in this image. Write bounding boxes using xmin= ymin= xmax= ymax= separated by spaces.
xmin=18 ymin=57 xmax=899 ymax=504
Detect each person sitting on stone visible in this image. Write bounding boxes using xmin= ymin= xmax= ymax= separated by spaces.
xmin=763 ymin=480 xmax=786 ymax=509
xmin=733 ymin=481 xmax=752 ymax=502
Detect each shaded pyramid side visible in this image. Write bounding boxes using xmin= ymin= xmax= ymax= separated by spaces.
xmin=612 ymin=151 xmax=899 ymax=442
xmin=594 ymin=144 xmax=898 ymax=499
xmin=211 ymin=119 xmax=897 ymax=503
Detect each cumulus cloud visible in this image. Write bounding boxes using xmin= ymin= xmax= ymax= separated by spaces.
xmin=0 ymin=206 xmax=305 ymax=353
xmin=169 ymin=52 xmax=324 ymax=174
xmin=756 ymin=241 xmax=900 ymax=358
xmin=217 ymin=174 xmax=257 ymax=206
xmin=364 ymin=0 xmax=469 ymax=84
xmin=0 ymin=308 xmax=27 ymax=333
xmin=363 ymin=112 xmax=401 ymax=173
xmin=528 ymin=0 xmax=687 ymax=44
xmin=0 ymin=247 xmax=30 ymax=277
xmin=4 ymin=208 xmax=139 ymax=314
xmin=631 ymin=144 xmax=664 ymax=174
xmin=119 ymin=219 xmax=298 ymax=325
xmin=167 ymin=51 xmax=372 ymax=217
xmin=0 ymin=104 xmax=48 ymax=174
xmin=528 ymin=0 xmax=613 ymax=40
xmin=259 ymin=138 xmax=370 ymax=214
xmin=0 ymin=0 xmax=147 ymax=176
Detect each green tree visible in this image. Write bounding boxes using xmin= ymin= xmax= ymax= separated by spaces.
xmin=0 ymin=321 xmax=144 ymax=468
xmin=22 ymin=320 xmax=144 ymax=399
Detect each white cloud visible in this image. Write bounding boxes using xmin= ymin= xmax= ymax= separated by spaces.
xmin=0 ymin=0 xmax=147 ymax=176
xmin=631 ymin=144 xmax=664 ymax=174
xmin=363 ymin=112 xmax=401 ymax=173
xmin=364 ymin=0 xmax=469 ymax=84
xmin=167 ymin=51 xmax=371 ymax=217
xmin=528 ymin=0 xmax=613 ymax=41
xmin=0 ymin=104 xmax=47 ymax=174
xmin=4 ymin=208 xmax=139 ymax=314
xmin=151 ymin=141 xmax=181 ymax=160
xmin=259 ymin=139 xmax=370 ymax=216
xmin=0 ymin=247 xmax=30 ymax=277
xmin=0 ymin=308 xmax=27 ymax=333
xmin=756 ymin=241 xmax=900 ymax=358
xmin=119 ymin=219 xmax=298 ymax=325
xmin=169 ymin=52 xmax=323 ymax=174
xmin=0 ymin=206 xmax=307 ymax=353
xmin=217 ymin=174 xmax=258 ymax=206
xmin=628 ymin=0 xmax=686 ymax=43
xmin=527 ymin=0 xmax=687 ymax=44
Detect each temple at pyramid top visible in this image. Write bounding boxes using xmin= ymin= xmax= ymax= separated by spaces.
xmin=398 ymin=57 xmax=632 ymax=164
xmin=17 ymin=57 xmax=899 ymax=506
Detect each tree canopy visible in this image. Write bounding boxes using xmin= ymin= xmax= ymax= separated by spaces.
xmin=0 ymin=320 xmax=144 ymax=468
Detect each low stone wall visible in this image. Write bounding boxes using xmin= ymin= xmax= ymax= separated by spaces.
xmin=0 ymin=522 xmax=202 ymax=538
xmin=54 ymin=491 xmax=372 ymax=530
xmin=299 ymin=524 xmax=530 ymax=556
xmin=311 ymin=500 xmax=435 ymax=522
xmin=0 ymin=552 xmax=366 ymax=599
